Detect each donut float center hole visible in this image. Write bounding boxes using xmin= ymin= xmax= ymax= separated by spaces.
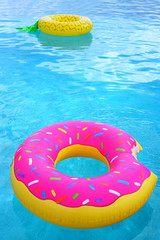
xmin=56 ymin=157 xmax=109 ymax=178
xmin=54 ymin=144 xmax=109 ymax=178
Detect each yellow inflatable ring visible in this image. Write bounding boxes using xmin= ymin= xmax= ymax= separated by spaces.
xmin=10 ymin=121 xmax=157 ymax=229
xmin=38 ymin=14 xmax=93 ymax=36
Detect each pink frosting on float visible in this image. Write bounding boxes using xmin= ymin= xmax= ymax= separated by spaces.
xmin=13 ymin=120 xmax=150 ymax=207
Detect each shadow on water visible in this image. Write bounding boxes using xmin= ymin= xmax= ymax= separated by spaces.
xmin=13 ymin=195 xmax=153 ymax=240
xmin=31 ymin=30 xmax=93 ymax=50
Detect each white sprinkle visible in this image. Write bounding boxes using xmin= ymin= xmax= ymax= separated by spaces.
xmin=133 ymin=162 xmax=140 ymax=165
xmin=69 ymin=137 xmax=72 ymax=145
xmin=102 ymin=128 xmax=108 ymax=131
xmin=29 ymin=158 xmax=32 ymax=165
xmin=134 ymin=182 xmax=141 ymax=186
xmin=46 ymin=132 xmax=53 ymax=135
xmin=109 ymin=189 xmax=120 ymax=197
xmin=130 ymin=137 xmax=134 ymax=142
xmin=110 ymin=155 xmax=118 ymax=163
xmin=71 ymin=178 xmax=78 ymax=180
xmin=82 ymin=199 xmax=90 ymax=205
xmin=17 ymin=147 xmax=22 ymax=152
xmin=28 ymin=180 xmax=39 ymax=186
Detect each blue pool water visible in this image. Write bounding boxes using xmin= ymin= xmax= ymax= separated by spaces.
xmin=1 ymin=0 xmax=160 ymax=239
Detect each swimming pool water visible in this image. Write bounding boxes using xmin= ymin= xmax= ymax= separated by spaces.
xmin=0 ymin=0 xmax=160 ymax=239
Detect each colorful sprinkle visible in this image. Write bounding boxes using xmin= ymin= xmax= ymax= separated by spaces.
xmin=36 ymin=150 xmax=43 ymax=154
xmin=51 ymin=189 xmax=56 ymax=197
xmin=140 ymin=170 xmax=144 ymax=180
xmin=118 ymin=140 xmax=123 ymax=144
xmin=55 ymin=144 xmax=58 ymax=151
xmin=56 ymin=195 xmax=67 ymax=204
xmin=30 ymin=167 xmax=37 ymax=171
xmin=47 ymin=148 xmax=52 ymax=151
xmin=110 ymin=156 xmax=118 ymax=163
xmin=107 ymin=174 xmax=114 ymax=177
xmin=28 ymin=180 xmax=39 ymax=186
xmin=84 ymin=134 xmax=92 ymax=141
xmin=127 ymin=141 xmax=131 ymax=146
xmin=58 ymin=128 xmax=67 ymax=134
xmin=69 ymin=137 xmax=72 ymax=144
xmin=47 ymin=155 xmax=54 ymax=163
xmin=89 ymin=184 xmax=95 ymax=190
xmin=102 ymin=128 xmax=108 ymax=131
xmin=29 ymin=158 xmax=32 ymax=165
xmin=72 ymin=193 xmax=79 ymax=199
xmin=35 ymin=172 xmax=41 ymax=176
xmin=101 ymin=182 xmax=108 ymax=186
xmin=30 ymin=139 xmax=40 ymax=142
xmin=109 ymin=135 xmax=115 ymax=138
xmin=15 ymin=151 xmax=21 ymax=159
xmin=63 ymin=125 xmax=68 ymax=129
xmin=114 ymin=171 xmax=120 ymax=174
xmin=109 ymin=189 xmax=120 ymax=197
xmin=124 ymin=167 xmax=135 ymax=170
xmin=83 ymin=127 xmax=88 ymax=131
xmin=26 ymin=150 xmax=31 ymax=153
xmin=18 ymin=156 xmax=21 ymax=161
xmin=133 ymin=162 xmax=140 ymax=166
xmin=52 ymin=171 xmax=58 ymax=174
xmin=94 ymin=133 xmax=103 ymax=137
xmin=134 ymin=182 xmax=141 ymax=186
xmin=130 ymin=138 xmax=134 ymax=141
xmin=86 ymin=178 xmax=90 ymax=180
xmin=82 ymin=199 xmax=90 ymax=205
xmin=117 ymin=180 xmax=129 ymax=185
xmin=42 ymin=191 xmax=46 ymax=199
xmin=118 ymin=133 xmax=123 ymax=135
xmin=101 ymin=142 xmax=103 ymax=149
xmin=14 ymin=169 xmax=19 ymax=172
xmin=49 ymin=177 xmax=61 ymax=180
xmin=43 ymin=138 xmax=52 ymax=144
xmin=95 ymin=199 xmax=102 ymax=203
xmin=145 ymin=168 xmax=150 ymax=172
xmin=71 ymin=177 xmax=78 ymax=180
xmin=57 ymin=138 xmax=63 ymax=143
xmin=47 ymin=166 xmax=55 ymax=169
xmin=46 ymin=132 xmax=53 ymax=135
xmin=21 ymin=142 xmax=25 ymax=145
xmin=35 ymin=155 xmax=46 ymax=160
xmin=66 ymin=183 xmax=77 ymax=189
xmin=120 ymin=159 xmax=125 ymax=162
xmin=94 ymin=127 xmax=99 ymax=131
xmin=34 ymin=187 xmax=40 ymax=192
xmin=106 ymin=152 xmax=109 ymax=158
xmin=18 ymin=173 xmax=25 ymax=178
xmin=17 ymin=147 xmax=22 ymax=152
xmin=115 ymin=148 xmax=125 ymax=151
xmin=77 ymin=133 xmax=79 ymax=140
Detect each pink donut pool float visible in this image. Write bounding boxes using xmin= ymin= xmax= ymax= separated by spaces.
xmin=10 ymin=120 xmax=157 ymax=228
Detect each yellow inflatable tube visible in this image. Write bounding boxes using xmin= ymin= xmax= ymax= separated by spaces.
xmin=17 ymin=15 xmax=93 ymax=37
